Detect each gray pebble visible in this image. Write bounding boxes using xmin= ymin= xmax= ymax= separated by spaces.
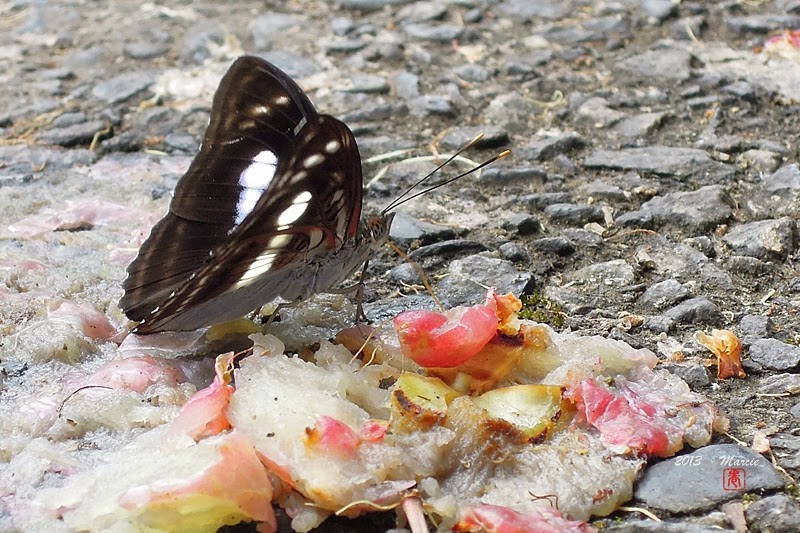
xmin=739 ymin=314 xmax=771 ymax=338
xmin=91 ymin=72 xmax=153 ymax=104
xmin=641 ymin=0 xmax=678 ymax=22
xmin=663 ymin=297 xmax=723 ymax=326
xmin=498 ymin=242 xmax=528 ymax=262
xmin=748 ymin=338 xmax=800 ymax=371
xmin=725 ymin=255 xmax=772 ymax=277
xmin=635 ymin=444 xmax=784 ymax=513
xmin=123 ymin=41 xmax=170 ymax=60
xmin=452 ymin=64 xmax=491 ymax=83
xmin=745 ymin=494 xmax=800 ymax=533
xmin=37 ymin=120 xmax=107 ymax=147
xmin=543 ymin=16 xmax=630 ymax=46
xmin=501 ymin=213 xmax=541 ymax=235
xmin=617 ymin=48 xmax=693 ymax=81
xmin=51 ymin=111 xmax=86 ymax=128
xmin=757 ymin=373 xmax=800 ymax=395
xmin=643 ymin=315 xmax=675 ymax=333
xmin=388 ymin=262 xmax=422 ymax=285
xmin=410 ymin=94 xmax=455 ymax=117
xmin=389 ymin=70 xmax=420 ymax=100
xmin=439 ymin=126 xmax=509 ymax=151
xmin=397 ymin=1 xmax=447 ymax=22
xmin=402 ymin=23 xmax=464 ymax=42
xmin=437 ymin=255 xmax=535 ymax=307
xmin=738 ymin=149 xmax=782 ymax=174
xmin=792 ymin=402 xmax=800 ymax=420
xmin=408 ymin=239 xmax=488 ymax=263
xmin=619 ymin=185 xmax=734 ymax=233
xmin=584 ymin=146 xmax=716 ymax=177
xmin=338 ymin=0 xmax=410 ymax=11
xmin=580 ymin=180 xmax=629 ymax=202
xmin=683 ymin=236 xmax=716 ymax=257
xmin=613 ymin=111 xmax=670 ymax=138
xmin=342 ymin=74 xmax=389 ymax=94
xmin=180 ymin=23 xmax=225 ymax=64
xmin=251 ymin=13 xmax=300 ymax=50
xmin=531 ymin=236 xmax=576 ymax=256
xmin=515 ymin=132 xmax=586 ymax=161
xmin=388 ymin=212 xmax=457 ymax=247
xmin=496 ymin=0 xmax=574 ymax=21
xmin=638 ymin=279 xmax=690 ymax=311
xmin=660 ymin=363 xmax=711 ymax=388
xmin=544 ymin=203 xmax=604 ymax=225
xmin=515 ymin=192 xmax=572 ymax=210
xmin=573 ymin=259 xmax=636 ymax=287
xmin=576 ymin=97 xmax=627 ymax=127
xmin=723 ymin=217 xmax=797 ymax=261
xmin=260 ymin=51 xmax=318 ymax=78
xmin=479 ymin=166 xmax=547 ymax=188
xmin=727 ymin=14 xmax=800 ymax=34
xmin=605 ymin=521 xmax=723 ymax=533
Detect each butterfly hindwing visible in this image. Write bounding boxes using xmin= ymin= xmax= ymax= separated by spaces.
xmin=121 ymin=56 xmax=319 ymax=322
xmin=131 ymin=114 xmax=364 ymax=334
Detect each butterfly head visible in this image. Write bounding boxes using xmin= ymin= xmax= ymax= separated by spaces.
xmin=364 ymin=213 xmax=394 ymax=249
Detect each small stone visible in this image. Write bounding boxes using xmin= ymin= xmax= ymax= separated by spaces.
xmin=37 ymin=120 xmax=107 ymax=147
xmin=580 ymin=180 xmax=629 ymax=202
xmin=583 ymin=146 xmax=715 ymax=177
xmin=515 ymin=132 xmax=586 ymax=161
xmin=758 ymin=164 xmax=800 ymax=216
xmin=634 ymin=444 xmax=784 ymax=513
xmin=439 ymin=126 xmax=509 ymax=151
xmin=498 ymin=242 xmax=528 ymax=262
xmin=613 ymin=111 xmax=670 ymax=138
xmin=260 ymin=50 xmax=318 ymax=78
xmin=542 ymin=15 xmax=630 ymax=46
xmin=792 ymin=402 xmax=800 ymax=420
xmin=341 ymin=74 xmax=389 ymax=94
xmin=660 ymin=363 xmax=711 ymax=388
xmin=739 ymin=314 xmax=772 ymax=338
xmin=531 ymin=237 xmax=576 ymax=256
xmin=683 ymin=236 xmax=716 ymax=257
xmin=727 ymin=14 xmax=800 ymax=34
xmin=411 ymin=94 xmax=455 ymax=117
xmin=757 ymin=374 xmax=800 ymax=395
xmin=51 ymin=111 xmax=86 ymax=128
xmin=617 ymin=48 xmax=693 ymax=81
xmin=397 ymin=1 xmax=447 ymax=22
xmin=388 ymin=262 xmax=422 ymax=285
xmin=748 ymin=338 xmax=800 ymax=371
xmin=576 ymin=96 xmax=626 ymax=127
xmin=620 ymin=185 xmax=734 ymax=232
xmin=388 ymin=212 xmax=457 ymax=247
xmin=573 ymin=259 xmax=636 ymax=287
xmin=251 ymin=13 xmax=300 ymax=50
xmin=402 ymin=23 xmax=464 ymax=42
xmin=339 ymin=0 xmax=410 ymax=11
xmin=408 ymin=239 xmax=488 ymax=262
xmin=604 ymin=521 xmax=722 ymax=533
xmin=179 ymin=23 xmax=225 ymax=64
xmin=479 ymin=166 xmax=547 ymax=187
xmin=501 ymin=213 xmax=541 ymax=235
xmin=725 ymin=255 xmax=771 ymax=277
xmin=516 ymin=192 xmax=571 ymax=210
xmin=738 ymin=149 xmax=782 ymax=174
xmin=663 ymin=297 xmax=723 ymax=325
xmin=123 ymin=41 xmax=169 ymax=60
xmin=745 ymin=494 xmax=800 ymax=533
xmin=453 ymin=64 xmax=491 ymax=82
xmin=437 ymin=255 xmax=535 ymax=307
xmin=389 ymin=71 xmax=420 ymax=99
xmin=164 ymin=133 xmax=197 ymax=152
xmin=91 ymin=72 xmax=153 ymax=104
xmin=544 ymin=203 xmax=605 ymax=225
xmin=722 ymin=217 xmax=797 ymax=261
xmin=643 ymin=315 xmax=675 ymax=333
xmin=496 ymin=0 xmax=574 ymax=21
xmin=638 ymin=279 xmax=689 ymax=311
xmin=641 ymin=0 xmax=678 ymax=22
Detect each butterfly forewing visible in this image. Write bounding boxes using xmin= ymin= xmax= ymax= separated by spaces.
xmin=121 ymin=56 xmax=320 ymax=322
xmin=129 ymin=114 xmax=365 ymax=334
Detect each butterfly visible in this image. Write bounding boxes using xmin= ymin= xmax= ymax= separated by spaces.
xmin=120 ymin=56 xmax=394 ymax=334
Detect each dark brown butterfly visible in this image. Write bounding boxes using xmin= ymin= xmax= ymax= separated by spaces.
xmin=120 ymin=56 xmax=393 ymax=334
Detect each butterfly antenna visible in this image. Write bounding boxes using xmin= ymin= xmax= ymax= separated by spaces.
xmin=382 ymin=133 xmax=509 ymax=214
xmin=382 ymin=146 xmax=511 ymax=214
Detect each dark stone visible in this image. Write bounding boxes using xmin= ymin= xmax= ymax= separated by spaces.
xmin=725 ymin=255 xmax=772 ymax=277
xmin=583 ymin=146 xmax=716 ymax=178
xmin=515 ymin=132 xmax=586 ymax=161
xmin=531 ymin=236 xmax=576 ymax=256
xmin=544 ymin=203 xmax=604 ymax=225
xmin=410 ymin=94 xmax=455 ymax=117
xmin=439 ymin=126 xmax=509 ymax=151
xmin=605 ymin=521 xmax=725 ymax=533
xmin=660 ymin=363 xmax=711 ymax=388
xmin=408 ymin=239 xmax=488 ymax=262
xmin=388 ymin=262 xmax=422 ymax=285
xmin=542 ymin=16 xmax=630 ymax=46
xmin=498 ymin=242 xmax=528 ymax=262
xmin=643 ymin=315 xmax=675 ymax=333
xmin=515 ymin=193 xmax=571 ymax=210
xmin=739 ymin=314 xmax=772 ymax=339
xmin=663 ymin=297 xmax=723 ymax=325
xmin=613 ymin=111 xmax=670 ymax=138
xmin=745 ymin=494 xmax=800 ymax=533
xmin=479 ymin=166 xmax=547 ymax=187
xmin=452 ymin=64 xmax=492 ymax=82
